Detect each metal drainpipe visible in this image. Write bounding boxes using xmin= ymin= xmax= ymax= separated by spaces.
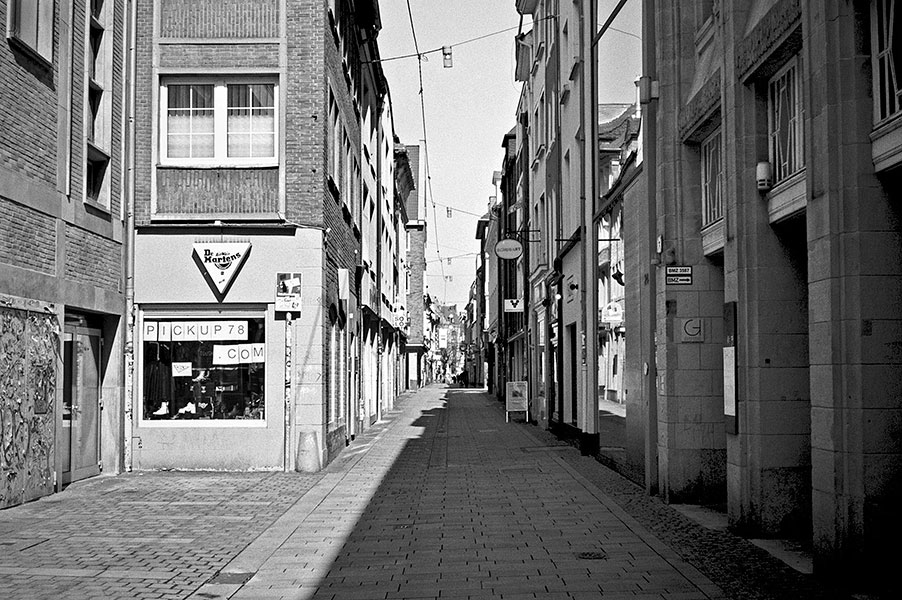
xmin=123 ymin=0 xmax=137 ymax=473
xmin=375 ymin=97 xmax=383 ymax=421
xmin=580 ymin=0 xmax=600 ymax=453
xmin=642 ymin=0 xmax=659 ymax=496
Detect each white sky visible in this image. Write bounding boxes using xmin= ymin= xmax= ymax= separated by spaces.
xmin=377 ymin=0 xmax=641 ymax=308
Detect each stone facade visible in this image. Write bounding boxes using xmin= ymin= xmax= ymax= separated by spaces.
xmin=645 ymin=0 xmax=902 ymax=590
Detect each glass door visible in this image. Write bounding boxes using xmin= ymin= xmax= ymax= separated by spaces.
xmin=62 ymin=326 xmax=101 ymax=484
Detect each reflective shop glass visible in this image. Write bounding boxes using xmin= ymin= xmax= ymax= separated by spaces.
xmin=143 ymin=318 xmax=265 ymax=421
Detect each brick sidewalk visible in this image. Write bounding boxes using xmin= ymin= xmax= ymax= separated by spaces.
xmin=0 ymin=385 xmax=851 ymax=599
xmin=200 ymin=385 xmax=727 ymax=600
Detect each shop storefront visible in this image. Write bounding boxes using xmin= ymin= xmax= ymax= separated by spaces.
xmin=133 ymin=230 xmax=324 ymax=471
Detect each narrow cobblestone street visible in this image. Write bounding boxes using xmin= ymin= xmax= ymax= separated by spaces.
xmin=0 ymin=385 xmax=849 ymax=600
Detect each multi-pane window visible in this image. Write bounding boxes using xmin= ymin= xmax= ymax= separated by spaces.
xmin=161 ymin=80 xmax=277 ymax=165
xmin=701 ymin=129 xmax=723 ymax=227
xmin=6 ymin=0 xmax=54 ymax=62
xmin=768 ymin=58 xmax=804 ymax=183
xmin=227 ymin=84 xmax=276 ymax=158
xmin=873 ymin=0 xmax=902 ymax=123
xmin=167 ymin=85 xmax=215 ymax=158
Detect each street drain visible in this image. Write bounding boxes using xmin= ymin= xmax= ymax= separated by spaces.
xmin=576 ymin=551 xmax=607 ymax=560
xmin=206 ymin=572 xmax=255 ymax=585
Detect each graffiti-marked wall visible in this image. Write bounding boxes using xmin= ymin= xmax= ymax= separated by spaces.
xmin=0 ymin=305 xmax=58 ymax=509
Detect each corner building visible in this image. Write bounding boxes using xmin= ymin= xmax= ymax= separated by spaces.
xmin=645 ymin=0 xmax=902 ymax=589
xmin=132 ymin=0 xmax=389 ymax=471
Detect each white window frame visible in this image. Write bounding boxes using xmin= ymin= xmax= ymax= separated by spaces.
xmin=872 ymin=0 xmax=902 ymax=125
xmin=701 ymin=128 xmax=724 ymax=228
xmin=136 ymin=310 xmax=269 ymax=428
xmin=767 ymin=57 xmax=805 ymax=184
xmin=159 ymin=77 xmax=279 ymax=168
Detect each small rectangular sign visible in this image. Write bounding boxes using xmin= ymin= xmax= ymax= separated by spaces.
xmin=275 ymin=272 xmax=303 ymax=312
xmin=144 ymin=321 xmax=248 ymax=341
xmin=665 ymin=266 xmax=693 ymax=275
xmin=504 ymin=298 xmax=524 ymax=312
xmin=213 ymin=343 xmax=266 ymax=365
xmin=666 ymin=275 xmax=693 ymax=285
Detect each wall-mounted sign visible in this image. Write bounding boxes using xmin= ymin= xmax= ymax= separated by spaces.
xmin=504 ymin=298 xmax=524 ymax=312
xmin=193 ymin=242 xmax=251 ymax=298
xmin=494 ymin=238 xmax=523 ymax=260
xmin=601 ymin=301 xmax=623 ymax=324
xmin=275 ymin=272 xmax=302 ymax=312
xmin=665 ymin=265 xmax=693 ymax=285
xmin=679 ymin=318 xmax=705 ymax=342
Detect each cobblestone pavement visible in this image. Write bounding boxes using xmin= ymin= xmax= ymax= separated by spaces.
xmin=0 ymin=469 xmax=322 ymax=599
xmin=0 ymin=385 xmax=853 ymax=599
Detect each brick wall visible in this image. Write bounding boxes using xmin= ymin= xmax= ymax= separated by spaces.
xmin=134 ymin=0 xmax=154 ymax=224
xmin=0 ymin=198 xmax=56 ymax=275
xmin=156 ymin=167 xmax=280 ymax=214
xmin=158 ymin=44 xmax=279 ymax=69
xmin=285 ymin=0 xmax=328 ymax=228
xmin=406 ymin=228 xmax=426 ymax=344
xmin=0 ymin=1 xmax=59 ymax=187
xmin=65 ymin=224 xmax=122 ymax=291
xmin=159 ymin=0 xmax=279 ymax=38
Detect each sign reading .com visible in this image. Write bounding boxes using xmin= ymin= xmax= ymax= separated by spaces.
xmin=213 ymin=344 xmax=266 ymax=365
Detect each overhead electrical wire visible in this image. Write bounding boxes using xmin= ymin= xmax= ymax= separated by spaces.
xmin=371 ymin=15 xmax=557 ymax=64
xmin=405 ymin=0 xmax=449 ymax=302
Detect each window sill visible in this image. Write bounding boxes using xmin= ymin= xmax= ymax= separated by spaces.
xmin=767 ymin=169 xmax=807 ymax=224
xmin=149 ymin=212 xmax=285 ymax=223
xmin=83 ymin=198 xmax=111 ymax=216
xmin=695 ymin=15 xmax=716 ymax=53
xmin=6 ymin=35 xmax=53 ymax=71
xmin=568 ymin=57 xmax=582 ymax=82
xmin=158 ymin=161 xmax=278 ymax=170
xmin=701 ymin=217 xmax=724 ymax=256
xmin=871 ymin=114 xmax=902 ymax=172
xmin=136 ymin=419 xmax=268 ymax=429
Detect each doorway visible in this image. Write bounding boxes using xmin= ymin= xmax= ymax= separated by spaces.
xmin=567 ymin=323 xmax=577 ymax=425
xmin=62 ymin=323 xmax=102 ymax=485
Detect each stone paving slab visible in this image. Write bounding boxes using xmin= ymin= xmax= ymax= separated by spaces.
xmin=0 ymin=467 xmax=322 ymax=599
xmin=0 ymin=385 xmax=858 ymax=599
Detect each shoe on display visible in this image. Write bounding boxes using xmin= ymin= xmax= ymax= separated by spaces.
xmin=152 ymin=402 xmax=169 ymax=416
xmin=178 ymin=402 xmax=196 ymax=415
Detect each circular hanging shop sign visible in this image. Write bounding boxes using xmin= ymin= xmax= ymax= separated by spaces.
xmin=494 ymin=238 xmax=523 ymax=260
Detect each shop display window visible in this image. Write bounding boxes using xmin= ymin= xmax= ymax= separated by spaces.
xmin=142 ymin=318 xmax=265 ymax=421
